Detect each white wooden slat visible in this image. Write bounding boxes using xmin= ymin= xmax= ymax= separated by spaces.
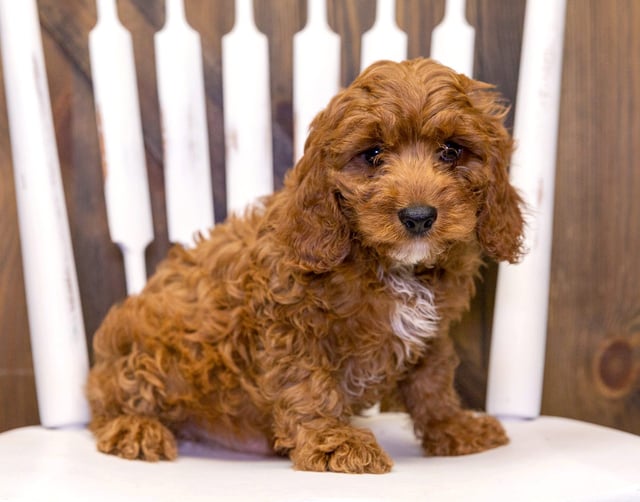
xmin=487 ymin=0 xmax=568 ymax=419
xmin=360 ymin=0 xmax=407 ymax=72
xmin=430 ymin=0 xmax=475 ymax=76
xmin=89 ymin=0 xmax=154 ymax=295
xmin=222 ymin=0 xmax=274 ymax=215
xmin=0 ymin=0 xmax=89 ymax=427
xmin=293 ymin=0 xmax=340 ymax=162
xmin=155 ymin=0 xmax=214 ymax=246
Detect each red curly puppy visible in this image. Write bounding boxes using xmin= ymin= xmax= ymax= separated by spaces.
xmin=87 ymin=58 xmax=524 ymax=473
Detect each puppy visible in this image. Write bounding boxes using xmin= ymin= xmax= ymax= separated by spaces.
xmin=87 ymin=58 xmax=524 ymax=474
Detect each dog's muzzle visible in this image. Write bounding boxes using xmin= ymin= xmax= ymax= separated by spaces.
xmin=398 ymin=205 xmax=438 ymax=236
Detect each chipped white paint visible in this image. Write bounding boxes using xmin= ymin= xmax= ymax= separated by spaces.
xmin=0 ymin=0 xmax=89 ymax=427
xmin=222 ymin=0 xmax=274 ymax=214
xmin=155 ymin=0 xmax=214 ymax=247
xmin=360 ymin=0 xmax=408 ymax=72
xmin=488 ymin=0 xmax=567 ymax=419
xmin=89 ymin=0 xmax=153 ymax=294
xmin=430 ymin=0 xmax=475 ymax=76
xmin=293 ymin=0 xmax=340 ymax=162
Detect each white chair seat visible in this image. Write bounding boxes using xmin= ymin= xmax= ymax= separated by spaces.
xmin=1 ymin=413 xmax=638 ymax=502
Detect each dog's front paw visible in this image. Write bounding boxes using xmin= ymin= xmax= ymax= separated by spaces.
xmin=93 ymin=415 xmax=177 ymax=461
xmin=421 ymin=411 xmax=508 ymax=456
xmin=289 ymin=425 xmax=393 ymax=474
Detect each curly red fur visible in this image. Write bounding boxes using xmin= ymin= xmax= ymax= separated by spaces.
xmin=87 ymin=58 xmax=524 ymax=473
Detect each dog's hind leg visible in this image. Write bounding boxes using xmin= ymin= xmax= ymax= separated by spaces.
xmin=87 ymin=346 xmax=188 ymax=460
xmin=85 ymin=285 xmax=202 ymax=461
xmin=90 ymin=414 xmax=177 ymax=461
xmin=86 ymin=316 xmax=194 ymax=461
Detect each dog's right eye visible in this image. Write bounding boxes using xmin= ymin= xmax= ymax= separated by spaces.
xmin=439 ymin=141 xmax=463 ymax=164
xmin=362 ymin=147 xmax=384 ymax=167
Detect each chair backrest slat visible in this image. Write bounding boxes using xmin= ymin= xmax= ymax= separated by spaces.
xmin=293 ymin=0 xmax=340 ymax=162
xmin=89 ymin=0 xmax=154 ymax=295
xmin=430 ymin=0 xmax=475 ymax=77
xmin=222 ymin=0 xmax=274 ymax=215
xmin=487 ymin=0 xmax=567 ymax=419
xmin=0 ymin=0 xmax=89 ymax=428
xmin=361 ymin=0 xmax=408 ymax=73
xmin=155 ymin=0 xmax=214 ymax=247
xmin=1 ymin=0 xmax=565 ymax=427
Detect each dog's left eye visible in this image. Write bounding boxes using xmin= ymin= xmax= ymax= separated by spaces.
xmin=362 ymin=146 xmax=384 ymax=167
xmin=439 ymin=141 xmax=463 ymax=164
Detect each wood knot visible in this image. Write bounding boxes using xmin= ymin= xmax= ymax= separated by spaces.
xmin=593 ymin=336 xmax=640 ymax=399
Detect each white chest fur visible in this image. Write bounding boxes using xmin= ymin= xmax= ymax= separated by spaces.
xmin=379 ymin=266 xmax=440 ymax=367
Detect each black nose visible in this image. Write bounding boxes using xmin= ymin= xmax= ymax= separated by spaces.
xmin=398 ymin=206 xmax=438 ymax=236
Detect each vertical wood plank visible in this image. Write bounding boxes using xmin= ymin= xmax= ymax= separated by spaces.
xmin=545 ymin=0 xmax=640 ymax=434
xmin=255 ymin=0 xmax=304 ymax=183
xmin=398 ymin=0 xmax=444 ymax=60
xmin=327 ymin=0 xmax=375 ymax=86
xmin=468 ymin=0 xmax=525 ymax=130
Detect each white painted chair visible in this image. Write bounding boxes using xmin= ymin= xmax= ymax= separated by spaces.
xmin=1 ymin=1 xmax=639 ymax=501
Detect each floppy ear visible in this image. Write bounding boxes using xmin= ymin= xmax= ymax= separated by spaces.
xmin=469 ymin=83 xmax=525 ymax=263
xmin=272 ymin=145 xmax=351 ymax=273
xmin=477 ymin=159 xmax=525 ymax=264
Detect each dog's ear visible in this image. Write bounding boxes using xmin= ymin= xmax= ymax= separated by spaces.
xmin=468 ymin=82 xmax=525 ymax=264
xmin=272 ymin=146 xmax=351 ymax=273
xmin=477 ymin=161 xmax=525 ymax=263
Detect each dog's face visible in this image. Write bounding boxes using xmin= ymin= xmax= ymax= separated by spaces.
xmin=278 ymin=58 xmax=524 ymax=271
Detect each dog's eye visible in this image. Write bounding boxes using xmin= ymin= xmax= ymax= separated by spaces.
xmin=362 ymin=146 xmax=384 ymax=167
xmin=439 ymin=141 xmax=463 ymax=164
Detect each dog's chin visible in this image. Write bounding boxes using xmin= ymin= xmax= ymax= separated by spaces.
xmin=388 ymin=241 xmax=437 ymax=266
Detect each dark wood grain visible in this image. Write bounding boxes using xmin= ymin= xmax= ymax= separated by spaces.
xmin=255 ymin=0 xmax=305 ymax=185
xmin=1 ymin=0 xmax=639 ymax=435
xmin=398 ymin=0 xmax=444 ymax=59
xmin=328 ymin=0 xmax=375 ymax=85
xmin=185 ymin=0 xmax=233 ymax=221
xmin=545 ymin=0 xmax=640 ymax=433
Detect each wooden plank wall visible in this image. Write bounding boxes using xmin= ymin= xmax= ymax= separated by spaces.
xmin=0 ymin=0 xmax=638 ymax=435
